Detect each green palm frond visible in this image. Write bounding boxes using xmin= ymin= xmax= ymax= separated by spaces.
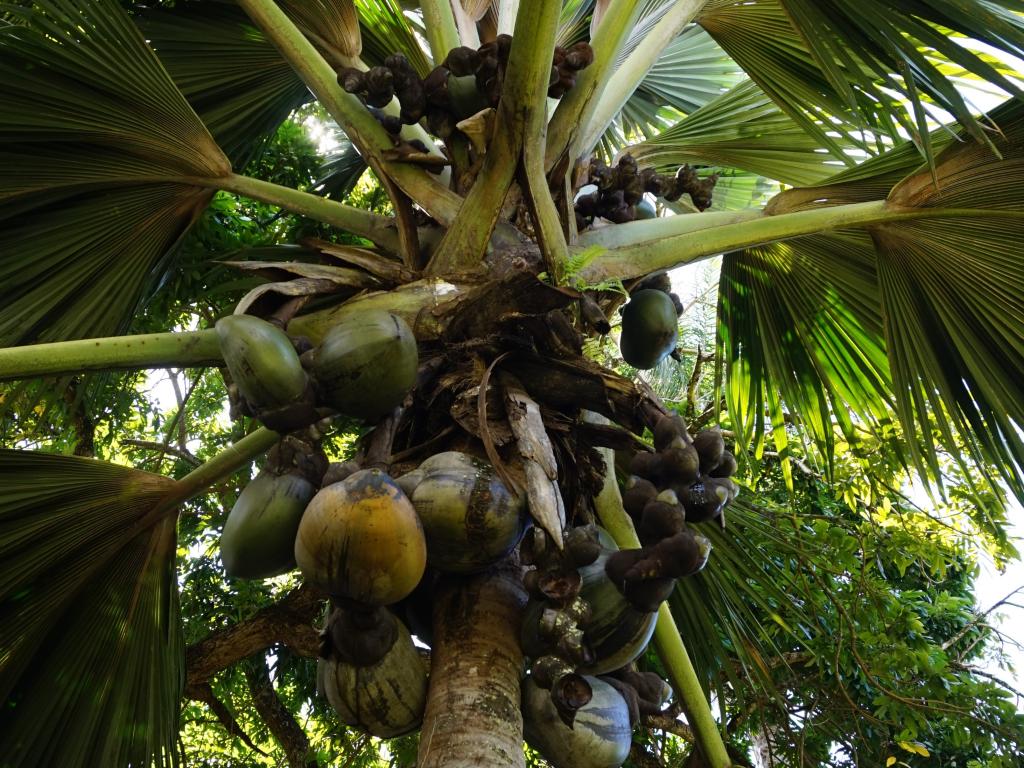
xmin=0 ymin=449 xmax=182 ymax=768
xmin=672 ymin=499 xmax=818 ymax=707
xmin=634 ymin=24 xmax=745 ymax=117
xmin=0 ymin=0 xmax=230 ymax=345
xmin=627 ymin=79 xmax=852 ymax=187
xmin=718 ymin=98 xmax=1024 ymax=501
xmin=137 ymin=3 xmax=312 ymax=168
xmin=356 ymin=0 xmax=432 ymax=74
xmin=696 ymin=0 xmax=1024 ymax=164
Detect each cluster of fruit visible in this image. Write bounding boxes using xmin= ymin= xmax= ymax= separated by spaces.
xmin=624 ymin=412 xmax=738 ymax=540
xmin=618 ymin=273 xmax=685 ymax=370
xmin=338 ymin=37 xmax=593 ymax=142
xmin=574 ymin=155 xmax=719 ymax=229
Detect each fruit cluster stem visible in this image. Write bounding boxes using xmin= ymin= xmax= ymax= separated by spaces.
xmin=590 ymin=428 xmax=732 ymax=768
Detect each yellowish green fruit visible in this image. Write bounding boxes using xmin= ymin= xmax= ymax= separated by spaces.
xmin=295 ymin=469 xmax=426 ymax=605
xmin=411 ymin=456 xmax=527 ymax=573
xmin=318 ymin=614 xmax=427 ymax=737
xmin=523 ymin=676 xmax=631 ymax=768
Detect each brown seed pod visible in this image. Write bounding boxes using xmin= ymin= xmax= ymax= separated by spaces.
xmin=564 ymin=42 xmax=595 ymax=71
xmin=622 ymin=475 xmax=658 ymax=520
xmin=337 ymin=67 xmax=365 ymax=93
xmin=426 ymin=107 xmax=455 ymax=137
xmin=531 ymin=655 xmax=574 ymax=690
xmin=669 ymin=291 xmax=685 ymax=317
xmin=661 ymin=443 xmax=700 ymax=486
xmin=396 ymin=80 xmax=426 ymax=123
xmin=364 ymin=66 xmax=394 ymax=107
xmin=495 ymin=33 xmax=513 ymax=63
xmin=325 ymin=603 xmax=399 ymax=667
xmin=678 ymin=478 xmax=727 ymax=523
xmin=629 ymin=451 xmax=663 ymax=482
xmin=622 ymin=577 xmax=676 ymax=613
xmin=638 ymin=496 xmax=686 ymax=545
xmin=445 ymin=45 xmax=481 ymax=76
xmin=423 ymin=65 xmax=450 ymax=101
xmin=653 ymin=412 xmax=688 ymax=451
xmin=322 ymin=460 xmax=361 ymax=487
xmin=636 ymin=271 xmax=673 ymax=296
xmin=692 ymin=428 xmax=725 ymax=473
xmin=565 ymin=524 xmax=603 ymax=568
xmin=709 ymin=450 xmax=738 ymax=478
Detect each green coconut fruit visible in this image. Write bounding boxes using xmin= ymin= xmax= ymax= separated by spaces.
xmin=220 ymin=471 xmax=315 ymax=579
xmin=216 ymin=314 xmax=307 ymax=409
xmin=523 ymin=676 xmax=632 ymax=768
xmin=577 ymin=534 xmax=658 ymax=675
xmin=619 ymin=289 xmax=678 ymax=369
xmin=295 ymin=469 xmax=427 ymax=605
xmin=313 ymin=310 xmax=418 ymax=421
xmin=318 ymin=613 xmax=427 ymax=738
xmin=411 ymin=456 xmax=527 ymax=573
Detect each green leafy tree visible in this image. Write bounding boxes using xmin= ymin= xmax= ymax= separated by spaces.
xmin=2 ymin=2 xmax=1024 ymax=768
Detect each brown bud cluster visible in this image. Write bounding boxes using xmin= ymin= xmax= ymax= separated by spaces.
xmin=608 ymin=415 xmax=739 ymax=612
xmin=575 ymin=155 xmax=720 ymax=230
xmin=337 ymin=38 xmax=594 ymax=145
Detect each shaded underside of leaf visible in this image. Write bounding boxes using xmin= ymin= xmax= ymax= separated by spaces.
xmin=137 ymin=2 xmax=313 ymax=169
xmin=0 ymin=449 xmax=182 ymax=768
xmin=717 ymin=97 xmax=1024 ymax=502
xmin=0 ymin=0 xmax=229 ymax=345
xmin=697 ymin=0 xmax=1024 ymax=163
xmin=717 ymin=230 xmax=892 ymax=480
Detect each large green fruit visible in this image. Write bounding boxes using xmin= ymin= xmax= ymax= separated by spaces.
xmin=619 ymin=289 xmax=678 ymax=369
xmin=294 ymin=469 xmax=427 ymax=605
xmin=523 ymin=676 xmax=632 ymax=768
xmin=216 ymin=314 xmax=307 ymax=409
xmin=220 ymin=471 xmax=315 ymax=579
xmin=577 ymin=535 xmax=658 ymax=675
xmin=318 ymin=613 xmax=427 ymax=738
xmin=313 ymin=310 xmax=418 ymax=421
xmin=410 ymin=453 xmax=527 ymax=573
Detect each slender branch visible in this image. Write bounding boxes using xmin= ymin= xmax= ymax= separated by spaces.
xmin=576 ymin=202 xmax=1024 ymax=285
xmin=236 ymin=0 xmax=462 ymax=224
xmin=185 ymin=586 xmax=323 ymax=695
xmin=420 ymin=0 xmax=461 ymax=64
xmin=215 ymin=173 xmax=401 ymax=254
xmin=0 ymin=330 xmax=221 ymax=382
xmin=577 ymin=1 xmax=707 ymax=158
xmin=544 ymin=0 xmax=643 ymax=173
xmin=245 ymin=656 xmax=318 ymax=768
xmin=588 ymin=415 xmax=732 ymax=768
xmin=191 ymin=683 xmax=268 ymax=756
xmin=425 ymin=0 xmax=564 ymax=275
xmin=942 ymin=585 xmax=1024 ymax=652
xmin=122 ymin=439 xmax=201 ymax=468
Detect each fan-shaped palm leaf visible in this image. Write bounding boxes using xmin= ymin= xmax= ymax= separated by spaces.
xmin=137 ymin=3 xmax=313 ymax=168
xmin=0 ymin=449 xmax=181 ymax=768
xmin=718 ymin=98 xmax=1024 ymax=503
xmin=696 ymin=0 xmax=1024 ymax=163
xmin=627 ymin=79 xmax=853 ymax=187
xmin=0 ymin=0 xmax=230 ymax=345
xmin=357 ymin=0 xmax=432 ymax=74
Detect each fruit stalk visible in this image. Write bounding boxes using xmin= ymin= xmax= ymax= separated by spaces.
xmin=589 ymin=425 xmax=732 ymax=768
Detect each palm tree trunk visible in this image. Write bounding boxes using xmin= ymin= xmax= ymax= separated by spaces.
xmin=418 ymin=565 xmax=527 ymax=768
